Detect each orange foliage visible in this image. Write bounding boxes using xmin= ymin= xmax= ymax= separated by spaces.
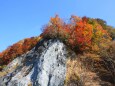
xmin=69 ymin=18 xmax=93 ymax=50
xmin=42 ymin=15 xmax=70 ymax=40
xmin=0 ymin=36 xmax=41 ymax=68
xmin=42 ymin=15 xmax=111 ymax=52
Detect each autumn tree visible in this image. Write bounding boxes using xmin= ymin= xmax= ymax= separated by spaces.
xmin=42 ymin=15 xmax=70 ymax=41
xmin=88 ymin=18 xmax=111 ymax=51
xmin=68 ymin=17 xmax=93 ymax=51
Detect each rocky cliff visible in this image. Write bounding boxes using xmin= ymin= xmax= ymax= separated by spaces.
xmin=0 ymin=39 xmax=67 ymax=86
xmin=0 ymin=38 xmax=114 ymax=86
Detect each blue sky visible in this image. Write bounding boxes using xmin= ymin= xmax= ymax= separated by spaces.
xmin=0 ymin=0 xmax=115 ymax=52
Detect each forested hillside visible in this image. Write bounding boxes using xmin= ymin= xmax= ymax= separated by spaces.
xmin=0 ymin=15 xmax=115 ymax=85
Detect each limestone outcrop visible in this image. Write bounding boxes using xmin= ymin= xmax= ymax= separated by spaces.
xmin=0 ymin=39 xmax=67 ymax=86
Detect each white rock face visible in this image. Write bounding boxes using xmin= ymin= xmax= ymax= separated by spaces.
xmin=0 ymin=39 xmax=67 ymax=86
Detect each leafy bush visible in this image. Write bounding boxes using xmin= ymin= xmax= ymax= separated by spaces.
xmin=94 ymin=18 xmax=115 ymax=40
xmin=88 ymin=18 xmax=111 ymax=52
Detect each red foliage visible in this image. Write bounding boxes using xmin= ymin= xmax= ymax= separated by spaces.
xmin=76 ymin=19 xmax=92 ymax=49
xmin=0 ymin=36 xmax=41 ymax=68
